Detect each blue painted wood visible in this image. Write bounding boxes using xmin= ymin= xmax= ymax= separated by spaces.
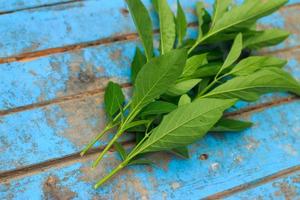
xmin=0 ymin=0 xmax=297 ymax=58
xmin=1 ymin=101 xmax=300 ymax=199
xmin=225 ymin=171 xmax=300 ymax=200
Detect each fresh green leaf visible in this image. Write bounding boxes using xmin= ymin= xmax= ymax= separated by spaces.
xmin=126 ymin=0 xmax=153 ymax=60
xmin=139 ymin=101 xmax=177 ymax=117
xmin=157 ymin=0 xmax=176 ymax=54
xmin=113 ymin=142 xmax=127 ymax=161
xmin=169 ymin=146 xmax=189 ymax=159
xmin=104 ymin=82 xmax=125 ymax=118
xmin=190 ymin=0 xmax=288 ymax=52
xmin=219 ymin=33 xmax=243 ymax=74
xmin=178 ymin=94 xmax=191 ymax=106
xmin=176 ymin=0 xmax=187 ymax=46
xmin=128 ymin=159 xmax=155 ymax=166
xmin=123 ymin=120 xmax=151 ymax=131
xmin=192 ymin=62 xmax=223 ymax=78
xmin=211 ymin=118 xmax=253 ymax=132
xmin=131 ymin=49 xmax=187 ymax=114
xmin=181 ymin=53 xmax=208 ymax=77
xmin=197 ymin=78 xmax=210 ymax=94
xmin=244 ymin=29 xmax=290 ymax=49
xmin=211 ymin=0 xmax=232 ymax=28
xmin=167 ymin=79 xmax=202 ymax=96
xmin=131 ymin=47 xmax=147 ymax=83
xmin=202 ymin=68 xmax=300 ymax=101
xmin=132 ymin=98 xmax=236 ymax=153
xmin=230 ymin=56 xmax=287 ymax=76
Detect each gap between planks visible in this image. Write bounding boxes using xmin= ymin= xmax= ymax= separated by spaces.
xmin=0 ymin=2 xmax=299 ymax=64
xmin=0 ymin=0 xmax=84 ymax=15
xmin=203 ymin=165 xmax=300 ymax=200
xmin=0 ymin=96 xmax=299 ymax=183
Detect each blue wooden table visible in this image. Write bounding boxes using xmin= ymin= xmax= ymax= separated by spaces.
xmin=0 ymin=0 xmax=300 ymax=199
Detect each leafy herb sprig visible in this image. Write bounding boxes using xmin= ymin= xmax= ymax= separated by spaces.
xmin=81 ymin=0 xmax=299 ymax=189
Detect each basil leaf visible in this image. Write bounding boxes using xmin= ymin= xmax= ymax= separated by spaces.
xmin=219 ymin=33 xmax=243 ymax=73
xmin=244 ymin=29 xmax=290 ymax=49
xmin=167 ymin=79 xmax=202 ymax=96
xmin=157 ymin=0 xmax=176 ymax=54
xmin=169 ymin=146 xmax=189 ymax=159
xmin=131 ymin=47 xmax=147 ymax=83
xmin=176 ymin=0 xmax=187 ymax=46
xmin=113 ymin=142 xmax=127 ymax=161
xmin=211 ymin=118 xmax=253 ymax=132
xmin=134 ymin=98 xmax=236 ymax=153
xmin=131 ymin=49 xmax=187 ymax=113
xmin=211 ymin=0 xmax=232 ymax=28
xmin=126 ymin=0 xmax=153 ymax=61
xmin=203 ymin=68 xmax=300 ymax=101
xmin=230 ymin=56 xmax=287 ymax=76
xmin=139 ymin=101 xmax=177 ymax=117
xmin=181 ymin=53 xmax=207 ymax=77
xmin=104 ymin=82 xmax=125 ymax=118
xmin=178 ymin=94 xmax=191 ymax=106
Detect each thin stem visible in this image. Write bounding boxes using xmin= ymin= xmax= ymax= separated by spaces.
xmin=94 ymin=160 xmax=128 ymax=189
xmin=80 ymin=123 xmax=114 ymax=157
xmin=92 ymin=108 xmax=140 ymax=167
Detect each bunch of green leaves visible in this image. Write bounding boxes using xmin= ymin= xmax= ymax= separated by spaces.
xmin=81 ymin=0 xmax=300 ymax=189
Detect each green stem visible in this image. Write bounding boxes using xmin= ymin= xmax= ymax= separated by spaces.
xmin=94 ymin=160 xmax=128 ymax=189
xmin=92 ymin=108 xmax=140 ymax=167
xmin=80 ymin=123 xmax=114 ymax=157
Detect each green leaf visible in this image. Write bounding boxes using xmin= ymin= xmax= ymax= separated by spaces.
xmin=197 ymin=78 xmax=210 ymax=94
xmin=211 ymin=0 xmax=232 ymax=28
xmin=167 ymin=79 xmax=202 ymax=96
xmin=219 ymin=33 xmax=243 ymax=74
xmin=176 ymin=0 xmax=187 ymax=46
xmin=126 ymin=0 xmax=153 ymax=61
xmin=169 ymin=146 xmax=189 ymax=159
xmin=123 ymin=120 xmax=151 ymax=131
xmin=181 ymin=53 xmax=208 ymax=77
xmin=244 ymin=29 xmax=289 ymax=49
xmin=230 ymin=56 xmax=287 ymax=76
xmin=131 ymin=49 xmax=187 ymax=113
xmin=131 ymin=48 xmax=147 ymax=83
xmin=128 ymin=159 xmax=155 ymax=166
xmin=104 ymin=82 xmax=125 ymax=118
xmin=191 ymin=0 xmax=288 ymax=51
xmin=178 ymin=94 xmax=191 ymax=106
xmin=133 ymin=98 xmax=236 ymax=153
xmin=211 ymin=118 xmax=253 ymax=132
xmin=113 ymin=142 xmax=127 ymax=161
xmin=203 ymin=68 xmax=300 ymax=101
xmin=192 ymin=62 xmax=223 ymax=78
xmin=157 ymin=0 xmax=176 ymax=54
xmin=139 ymin=101 xmax=177 ymax=117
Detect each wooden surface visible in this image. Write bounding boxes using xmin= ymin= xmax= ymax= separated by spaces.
xmin=0 ymin=0 xmax=300 ymax=199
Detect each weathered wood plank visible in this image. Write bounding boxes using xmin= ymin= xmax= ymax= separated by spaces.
xmin=0 ymin=0 xmax=78 ymax=14
xmin=1 ymin=41 xmax=299 ymax=111
xmin=224 ymin=171 xmax=300 ymax=200
xmin=1 ymin=101 xmax=300 ymax=199
xmin=0 ymin=0 xmax=298 ymax=59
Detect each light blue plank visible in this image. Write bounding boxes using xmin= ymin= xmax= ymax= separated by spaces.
xmin=0 ymin=0 xmax=74 ymax=13
xmin=225 ymin=171 xmax=300 ymax=200
xmin=1 ymin=101 xmax=300 ymax=199
xmin=0 ymin=0 xmax=297 ymax=58
xmin=0 ymin=91 xmax=133 ymax=172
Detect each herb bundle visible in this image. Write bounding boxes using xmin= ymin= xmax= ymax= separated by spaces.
xmin=81 ymin=0 xmax=300 ymax=189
